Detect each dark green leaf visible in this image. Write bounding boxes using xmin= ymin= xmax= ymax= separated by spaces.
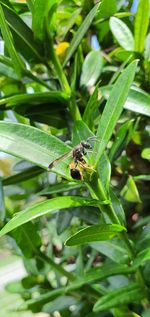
xmin=134 ymin=248 xmax=150 ymax=268
xmin=63 ymin=3 xmax=100 ymax=66
xmin=65 ymin=224 xmax=126 ymax=246
xmin=83 ymin=83 xmax=100 ymax=129
xmin=91 ymin=240 xmax=129 ymax=264
xmin=0 ymin=91 xmax=69 ymax=107
xmin=1 ymin=2 xmax=43 ymax=63
xmin=93 ymin=283 xmax=145 ymax=312
xmin=3 ymin=166 xmax=44 ymax=185
xmin=0 ymin=196 xmax=99 ymax=237
xmin=0 ymin=4 xmax=25 ymax=78
xmin=91 ymin=60 xmax=138 ymax=166
xmin=32 ymin=0 xmax=56 ymax=41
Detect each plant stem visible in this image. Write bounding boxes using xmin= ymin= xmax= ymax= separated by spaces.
xmin=88 ymin=173 xmax=134 ymax=259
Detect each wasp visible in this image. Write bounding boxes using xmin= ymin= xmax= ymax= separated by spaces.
xmin=48 ymin=137 xmax=96 ymax=180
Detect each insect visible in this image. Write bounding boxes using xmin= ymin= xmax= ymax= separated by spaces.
xmin=48 ymin=137 xmax=96 ymax=180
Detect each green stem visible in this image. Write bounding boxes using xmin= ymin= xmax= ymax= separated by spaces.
xmin=88 ymin=173 xmax=149 ymax=307
xmin=88 ymin=173 xmax=133 ymax=259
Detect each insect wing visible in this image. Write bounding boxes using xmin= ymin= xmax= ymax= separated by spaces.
xmin=48 ymin=150 xmax=72 ymax=169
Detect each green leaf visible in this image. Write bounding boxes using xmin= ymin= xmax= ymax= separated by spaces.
xmin=3 ymin=166 xmax=44 ymax=185
xmin=133 ymin=175 xmax=150 ymax=181
xmin=91 ymin=60 xmax=138 ymax=166
xmin=144 ymin=33 xmax=150 ymax=61
xmin=121 ymin=175 xmax=141 ymax=203
xmin=109 ymin=17 xmax=134 ymax=51
xmin=1 ymin=2 xmax=43 ymax=63
xmin=63 ymin=3 xmax=100 ymax=67
xmin=134 ymin=248 xmax=150 ymax=268
xmin=0 ymin=196 xmax=99 ymax=237
xmin=83 ymin=83 xmax=100 ymax=129
xmin=93 ymin=283 xmax=145 ymax=312
xmin=0 ymin=91 xmax=69 ymax=107
xmin=32 ymin=0 xmax=56 ymax=41
xmin=80 ymin=51 xmax=103 ymax=87
xmin=97 ymin=153 xmax=111 ymax=195
xmin=0 ymin=4 xmax=25 ymax=78
xmin=109 ymin=120 xmax=134 ymax=162
xmin=43 ymin=296 xmax=78 ymax=313
xmin=134 ymin=0 xmax=149 ymax=52
xmin=141 ymin=148 xmax=150 ymax=160
xmin=72 ymin=120 xmax=94 ymax=145
xmin=0 ymin=178 xmax=5 ymax=222
xmin=91 ymin=241 xmax=129 ymax=264
xmin=65 ymin=224 xmax=126 ymax=246
xmin=0 ymin=122 xmax=71 ymax=178
xmin=95 ymin=0 xmax=117 ymax=20
xmin=38 ymin=182 xmax=83 ymax=196
xmin=0 ymin=62 xmax=18 ymax=80
xmin=101 ymin=85 xmax=150 ymax=117
xmin=110 ymin=189 xmax=126 ymax=226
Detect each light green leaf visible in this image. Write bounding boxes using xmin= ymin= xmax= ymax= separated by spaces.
xmin=91 ymin=60 xmax=138 ymax=166
xmin=43 ymin=296 xmax=78 ymax=313
xmin=134 ymin=0 xmax=149 ymax=52
xmin=0 ymin=178 xmax=5 ymax=222
xmin=32 ymin=0 xmax=56 ymax=41
xmin=141 ymin=148 xmax=150 ymax=160
xmin=80 ymin=51 xmax=103 ymax=87
xmin=65 ymin=224 xmax=126 ymax=246
xmin=144 ymin=33 xmax=150 ymax=61
xmin=0 ymin=196 xmax=99 ymax=237
xmin=63 ymin=3 xmax=100 ymax=67
xmin=93 ymin=283 xmax=145 ymax=312
xmin=121 ymin=175 xmax=141 ymax=203
xmin=109 ymin=17 xmax=134 ymax=51
xmin=0 ymin=4 xmax=25 ymax=78
xmin=0 ymin=122 xmax=71 ymax=178
xmin=101 ymin=85 xmax=150 ymax=117
xmin=134 ymin=248 xmax=150 ymax=268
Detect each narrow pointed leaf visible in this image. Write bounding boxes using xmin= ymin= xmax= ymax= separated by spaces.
xmin=0 ymin=4 xmax=25 ymax=78
xmin=0 ymin=196 xmax=99 ymax=237
xmin=65 ymin=224 xmax=126 ymax=246
xmin=93 ymin=283 xmax=145 ymax=312
xmin=91 ymin=60 xmax=138 ymax=165
xmin=134 ymin=0 xmax=149 ymax=52
xmin=63 ymin=3 xmax=100 ymax=66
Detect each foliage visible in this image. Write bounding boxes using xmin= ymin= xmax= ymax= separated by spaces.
xmin=0 ymin=0 xmax=150 ymax=316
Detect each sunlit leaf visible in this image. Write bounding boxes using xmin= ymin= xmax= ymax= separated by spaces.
xmin=110 ymin=17 xmax=134 ymax=51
